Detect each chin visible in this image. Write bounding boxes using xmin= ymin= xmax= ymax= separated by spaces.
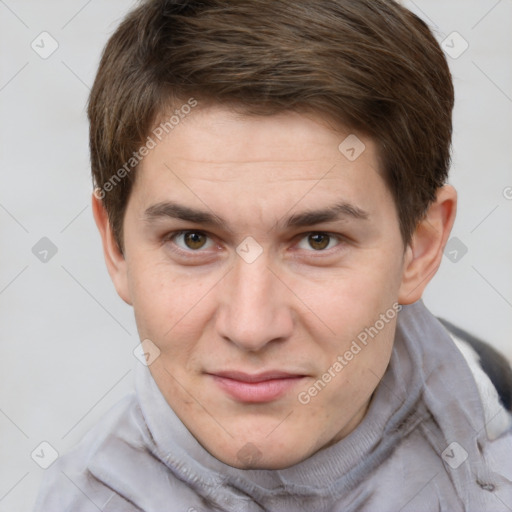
xmin=208 ymin=432 xmax=316 ymax=470
xmin=226 ymin=450 xmax=306 ymax=470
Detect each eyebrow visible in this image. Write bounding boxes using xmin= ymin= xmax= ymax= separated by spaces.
xmin=143 ymin=200 xmax=369 ymax=231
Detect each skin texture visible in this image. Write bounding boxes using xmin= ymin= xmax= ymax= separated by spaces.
xmin=93 ymin=105 xmax=456 ymax=469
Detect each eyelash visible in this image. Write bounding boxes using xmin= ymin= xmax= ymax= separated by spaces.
xmin=164 ymin=230 xmax=345 ymax=258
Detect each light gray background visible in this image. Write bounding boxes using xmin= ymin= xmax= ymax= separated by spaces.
xmin=0 ymin=1 xmax=511 ymax=510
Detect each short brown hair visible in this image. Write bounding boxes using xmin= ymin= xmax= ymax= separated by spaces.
xmin=88 ymin=0 xmax=454 ymax=250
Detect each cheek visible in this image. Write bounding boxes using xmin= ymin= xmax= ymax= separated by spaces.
xmin=301 ymin=258 xmax=402 ymax=342
xmin=128 ymin=261 xmax=218 ymax=352
xmin=128 ymin=262 xmax=183 ymax=337
xmin=311 ymin=297 xmax=397 ymax=410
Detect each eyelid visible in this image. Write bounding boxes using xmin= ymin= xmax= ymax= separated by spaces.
xmin=294 ymin=232 xmax=345 ymax=252
xmin=167 ymin=230 xmax=217 ymax=253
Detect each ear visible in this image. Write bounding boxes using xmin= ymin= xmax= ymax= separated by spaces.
xmin=91 ymin=192 xmax=132 ymax=305
xmin=398 ymin=185 xmax=457 ymax=304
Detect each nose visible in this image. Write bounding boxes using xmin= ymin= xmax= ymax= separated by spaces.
xmin=215 ymin=254 xmax=294 ymax=352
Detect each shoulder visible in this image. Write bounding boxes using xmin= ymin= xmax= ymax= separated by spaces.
xmin=439 ymin=318 xmax=512 ymax=412
xmin=32 ymin=393 xmax=145 ymax=512
xmin=450 ymin=333 xmax=512 ymax=441
xmin=32 ymin=391 xmax=201 ymax=511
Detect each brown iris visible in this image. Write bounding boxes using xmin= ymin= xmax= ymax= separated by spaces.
xmin=183 ymin=231 xmax=207 ymax=250
xmin=308 ymin=233 xmax=330 ymax=250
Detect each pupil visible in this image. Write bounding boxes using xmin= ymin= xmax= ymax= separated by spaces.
xmin=185 ymin=232 xmax=205 ymax=249
xmin=309 ymin=233 xmax=329 ymax=250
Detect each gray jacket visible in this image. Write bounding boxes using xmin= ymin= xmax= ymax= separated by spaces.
xmin=33 ymin=301 xmax=512 ymax=511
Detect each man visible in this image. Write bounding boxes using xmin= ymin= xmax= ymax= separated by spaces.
xmin=34 ymin=0 xmax=512 ymax=510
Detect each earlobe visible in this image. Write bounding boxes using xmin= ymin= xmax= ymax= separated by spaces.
xmin=398 ymin=185 xmax=457 ymax=304
xmin=91 ymin=193 xmax=132 ymax=305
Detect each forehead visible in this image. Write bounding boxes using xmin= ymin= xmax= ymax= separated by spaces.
xmin=149 ymin=104 xmax=372 ymax=168
xmin=130 ymin=105 xmax=394 ymax=229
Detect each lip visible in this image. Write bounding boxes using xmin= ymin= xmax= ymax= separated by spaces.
xmin=207 ymin=371 xmax=306 ymax=403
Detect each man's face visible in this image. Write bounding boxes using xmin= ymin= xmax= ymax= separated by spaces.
xmin=120 ymin=105 xmax=408 ymax=469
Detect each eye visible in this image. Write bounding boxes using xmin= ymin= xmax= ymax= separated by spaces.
xmin=297 ymin=232 xmax=340 ymax=251
xmin=171 ymin=231 xmax=215 ymax=251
